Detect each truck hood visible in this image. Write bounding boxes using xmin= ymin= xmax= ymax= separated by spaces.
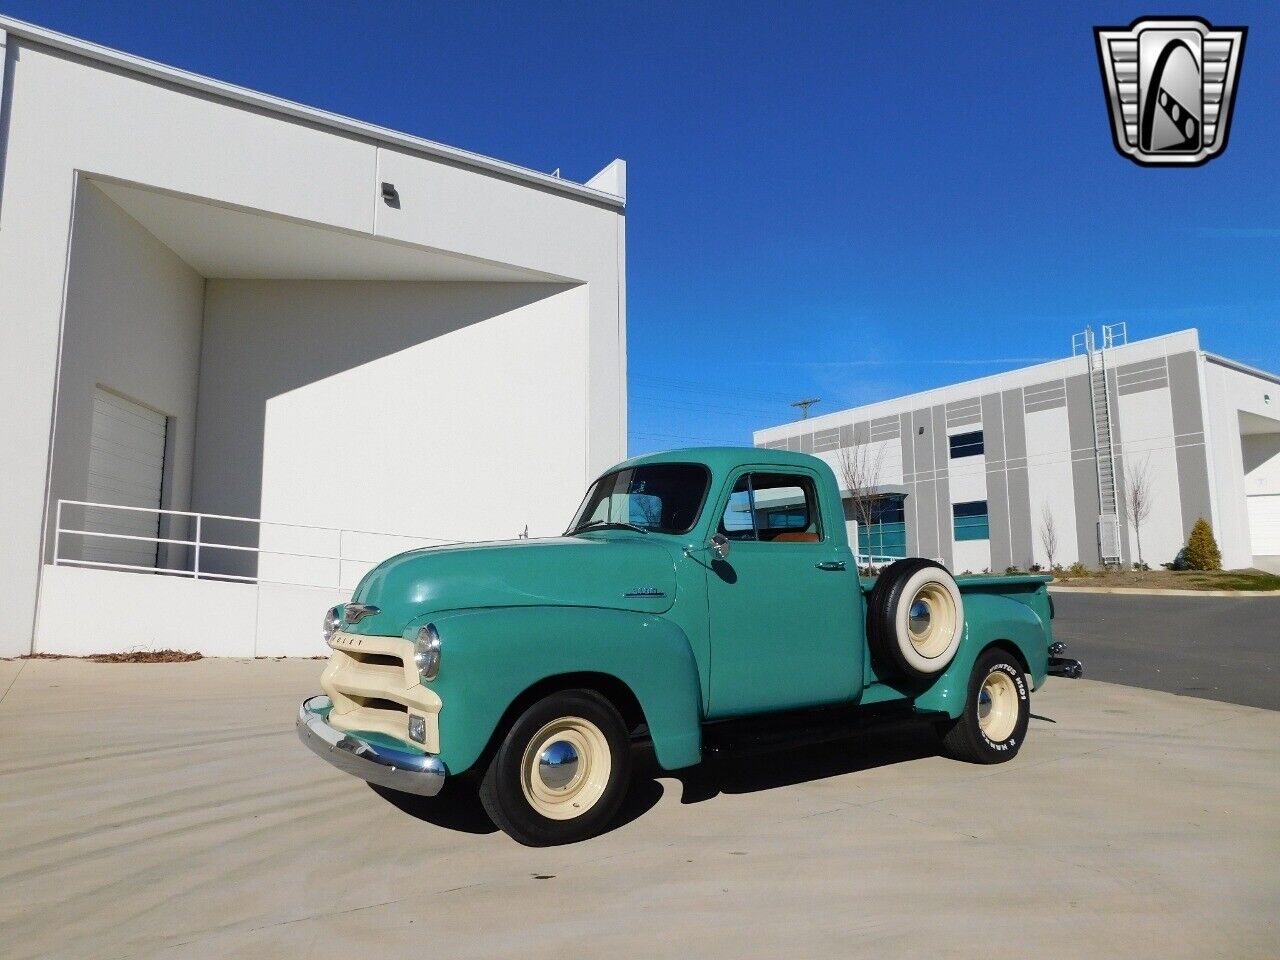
xmin=344 ymin=536 xmax=679 ymax=635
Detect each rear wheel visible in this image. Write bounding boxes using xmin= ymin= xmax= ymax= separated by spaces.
xmin=479 ymin=689 xmax=632 ymax=846
xmin=938 ymin=648 xmax=1030 ymax=764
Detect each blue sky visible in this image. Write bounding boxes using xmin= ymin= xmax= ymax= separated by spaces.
xmin=5 ymin=1 xmax=1277 ymax=454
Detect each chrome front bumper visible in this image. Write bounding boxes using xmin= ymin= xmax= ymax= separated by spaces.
xmin=296 ymin=695 xmax=447 ymax=797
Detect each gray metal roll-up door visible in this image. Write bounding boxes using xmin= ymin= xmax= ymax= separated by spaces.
xmin=83 ymin=388 xmax=167 ymax=568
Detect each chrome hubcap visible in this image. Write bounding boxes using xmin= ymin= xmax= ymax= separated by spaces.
xmin=908 ymin=599 xmax=931 ymax=636
xmin=537 ymin=740 xmax=580 ymax=789
xmin=977 ymin=688 xmax=992 ymax=721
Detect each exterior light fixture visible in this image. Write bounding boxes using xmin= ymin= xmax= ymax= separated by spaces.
xmin=380 ymin=181 xmax=399 ymax=207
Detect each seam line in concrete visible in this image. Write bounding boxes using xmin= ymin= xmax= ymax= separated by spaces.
xmin=0 ymin=659 xmax=26 ymax=708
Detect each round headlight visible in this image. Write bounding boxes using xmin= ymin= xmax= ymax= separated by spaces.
xmin=414 ymin=624 xmax=441 ymax=681
xmin=323 ymin=607 xmax=342 ymax=643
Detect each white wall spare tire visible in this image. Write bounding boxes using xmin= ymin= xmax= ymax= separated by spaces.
xmin=867 ymin=558 xmax=964 ymax=680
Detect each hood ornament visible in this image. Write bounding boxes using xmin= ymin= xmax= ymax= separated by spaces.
xmin=343 ymin=604 xmax=381 ymax=624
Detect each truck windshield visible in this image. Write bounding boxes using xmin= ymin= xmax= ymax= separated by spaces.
xmin=568 ymin=463 xmax=710 ymax=535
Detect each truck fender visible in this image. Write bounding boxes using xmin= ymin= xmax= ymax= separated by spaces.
xmin=912 ymin=593 xmax=1051 ymax=719
xmin=409 ymin=606 xmax=703 ymax=775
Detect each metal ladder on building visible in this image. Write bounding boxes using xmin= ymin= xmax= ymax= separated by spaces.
xmin=1073 ymin=324 xmax=1126 ymax=566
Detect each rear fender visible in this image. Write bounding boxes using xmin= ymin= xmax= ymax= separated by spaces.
xmin=413 ymin=606 xmax=702 ymax=775
xmin=913 ymin=592 xmax=1051 ymax=719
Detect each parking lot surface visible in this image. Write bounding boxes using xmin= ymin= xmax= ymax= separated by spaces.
xmin=1 ymin=657 xmax=1277 ymax=960
xmin=1051 ymin=591 xmax=1280 ymax=710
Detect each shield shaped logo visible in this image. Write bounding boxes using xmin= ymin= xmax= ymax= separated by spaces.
xmin=1095 ymin=17 xmax=1246 ymax=166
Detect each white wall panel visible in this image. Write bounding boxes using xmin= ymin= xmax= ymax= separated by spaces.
xmin=953 ymin=539 xmax=991 ymax=575
xmin=1203 ymin=363 xmax=1280 ymax=568
xmin=1114 ymin=386 xmax=1184 ymax=567
xmin=1024 ymin=406 xmax=1079 ymax=567
xmin=34 ymin=565 xmax=257 ymax=657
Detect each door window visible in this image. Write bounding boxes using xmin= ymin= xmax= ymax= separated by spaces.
xmin=718 ymin=472 xmax=822 ymax=542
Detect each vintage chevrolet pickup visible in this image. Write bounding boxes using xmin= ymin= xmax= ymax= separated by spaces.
xmin=298 ymin=447 xmax=1081 ymax=845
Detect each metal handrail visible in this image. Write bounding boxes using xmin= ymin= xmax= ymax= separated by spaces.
xmin=53 ymin=499 xmax=461 ymax=590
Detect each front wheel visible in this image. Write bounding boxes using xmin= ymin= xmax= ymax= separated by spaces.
xmin=937 ymin=648 xmax=1030 ymax=764
xmin=479 ymin=689 xmax=632 ymax=846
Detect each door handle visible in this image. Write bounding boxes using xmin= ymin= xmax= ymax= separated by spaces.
xmin=815 ymin=561 xmax=846 ymax=571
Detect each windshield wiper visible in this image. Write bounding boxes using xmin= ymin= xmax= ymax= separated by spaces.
xmin=569 ymin=519 xmax=650 ymax=535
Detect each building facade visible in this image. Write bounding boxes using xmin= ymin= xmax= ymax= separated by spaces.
xmin=755 ymin=329 xmax=1280 ymax=573
xmin=0 ymin=17 xmax=627 ymax=656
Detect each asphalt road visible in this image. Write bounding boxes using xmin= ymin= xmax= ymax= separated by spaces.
xmin=1050 ymin=590 xmax=1280 ymax=711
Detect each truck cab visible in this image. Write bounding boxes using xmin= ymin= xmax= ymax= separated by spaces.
xmin=298 ymin=447 xmax=1079 ymax=845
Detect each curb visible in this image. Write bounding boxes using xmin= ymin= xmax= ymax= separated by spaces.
xmin=1049 ymin=585 xmax=1280 ymax=598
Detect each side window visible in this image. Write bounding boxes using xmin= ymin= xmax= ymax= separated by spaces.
xmin=719 ymin=472 xmax=822 ymax=543
xmin=752 ymin=473 xmax=821 ymax=542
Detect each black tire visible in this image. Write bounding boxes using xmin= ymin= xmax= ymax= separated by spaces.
xmin=479 ymin=689 xmax=632 ymax=846
xmin=937 ymin=647 xmax=1030 ymax=764
xmin=867 ymin=558 xmax=965 ymax=680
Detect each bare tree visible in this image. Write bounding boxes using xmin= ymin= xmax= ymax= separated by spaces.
xmin=835 ymin=436 xmax=887 ymax=562
xmin=1125 ymin=455 xmax=1154 ymax=568
xmin=1038 ymin=502 xmax=1059 ymax=570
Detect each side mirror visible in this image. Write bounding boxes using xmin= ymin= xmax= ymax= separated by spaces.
xmin=710 ymin=533 xmax=731 ymax=560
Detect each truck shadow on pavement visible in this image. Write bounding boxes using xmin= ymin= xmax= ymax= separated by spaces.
xmin=371 ymin=719 xmax=943 ymax=837
xmin=652 ymin=720 xmax=942 ymax=805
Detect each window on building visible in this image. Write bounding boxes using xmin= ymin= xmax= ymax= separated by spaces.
xmin=949 ymin=430 xmax=984 ymax=459
xmin=719 ymin=473 xmax=822 ymax=542
xmin=856 ymin=495 xmax=907 ymax=558
xmin=953 ymin=500 xmax=990 ymax=541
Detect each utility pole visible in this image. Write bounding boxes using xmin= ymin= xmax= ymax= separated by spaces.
xmin=791 ymin=398 xmax=821 ymax=420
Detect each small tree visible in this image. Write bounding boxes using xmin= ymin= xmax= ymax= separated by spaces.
xmin=1125 ymin=455 xmax=1154 ymax=568
xmin=1184 ymin=517 xmax=1222 ymax=571
xmin=835 ymin=435 xmax=886 ymax=560
xmin=1038 ymin=502 xmax=1059 ymax=571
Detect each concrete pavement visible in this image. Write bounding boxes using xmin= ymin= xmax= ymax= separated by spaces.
xmin=1 ymin=657 xmax=1277 ymax=959
xmin=1051 ymin=591 xmax=1280 ymax=710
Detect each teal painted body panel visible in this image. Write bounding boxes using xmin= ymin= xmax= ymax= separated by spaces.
xmin=343 ymin=536 xmax=680 ymax=637
xmin=912 ymin=591 xmax=1051 ymax=718
xmin=418 ymin=606 xmax=703 ymax=773
xmin=702 ymin=461 xmax=863 ymax=716
xmin=311 ymin=447 xmax=1055 ymax=777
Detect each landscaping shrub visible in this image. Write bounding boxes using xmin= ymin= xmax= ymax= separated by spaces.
xmin=1183 ymin=517 xmax=1222 ymax=571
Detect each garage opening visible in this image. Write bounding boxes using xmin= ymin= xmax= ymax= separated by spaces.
xmin=43 ymin=177 xmax=586 ymax=587
xmin=1240 ymin=410 xmax=1280 ymax=564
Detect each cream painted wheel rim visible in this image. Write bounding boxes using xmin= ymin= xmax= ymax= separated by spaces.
xmin=906 ymin=582 xmax=957 ymax=659
xmin=977 ymin=670 xmax=1019 ymax=742
xmin=519 ymin=716 xmax=611 ymax=821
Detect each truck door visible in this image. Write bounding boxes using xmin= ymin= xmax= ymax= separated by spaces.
xmin=705 ymin=468 xmax=863 ymax=717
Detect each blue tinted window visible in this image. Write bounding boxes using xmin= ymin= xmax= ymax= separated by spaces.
xmin=858 ymin=495 xmax=907 ymax=558
xmin=949 ymin=430 xmax=984 ymax=459
xmin=953 ymin=500 xmax=990 ymax=541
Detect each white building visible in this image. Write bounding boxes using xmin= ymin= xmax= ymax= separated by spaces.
xmin=755 ymin=328 xmax=1280 ymax=573
xmin=0 ymin=18 xmax=626 ymax=657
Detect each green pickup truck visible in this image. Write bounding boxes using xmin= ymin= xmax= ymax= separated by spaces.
xmin=298 ymin=447 xmax=1080 ymax=845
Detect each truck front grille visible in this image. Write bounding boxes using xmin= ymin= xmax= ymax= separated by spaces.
xmin=320 ymin=632 xmax=441 ymax=752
